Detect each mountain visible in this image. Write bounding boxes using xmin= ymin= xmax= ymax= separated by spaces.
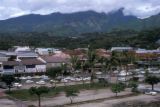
xmin=0 ymin=9 xmax=160 ymax=36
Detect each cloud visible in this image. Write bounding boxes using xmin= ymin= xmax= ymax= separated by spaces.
xmin=0 ymin=0 xmax=160 ymax=20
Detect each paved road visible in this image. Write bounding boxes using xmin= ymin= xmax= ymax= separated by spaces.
xmin=29 ymin=88 xmax=132 ymax=107
xmin=67 ymin=94 xmax=160 ymax=107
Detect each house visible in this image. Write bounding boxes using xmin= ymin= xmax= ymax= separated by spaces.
xmin=35 ymin=48 xmax=59 ymax=55
xmin=0 ymin=51 xmax=9 ymax=62
xmin=40 ymin=55 xmax=69 ymax=68
xmin=96 ymin=49 xmax=111 ymax=58
xmin=0 ymin=51 xmax=17 ymax=61
xmin=63 ymin=49 xmax=87 ymax=61
xmin=1 ymin=58 xmax=46 ymax=75
xmin=21 ymin=59 xmax=46 ymax=73
xmin=16 ymin=51 xmax=38 ymax=60
xmin=2 ymin=61 xmax=20 ymax=75
xmin=11 ymin=46 xmax=31 ymax=52
xmin=111 ymin=47 xmax=133 ymax=52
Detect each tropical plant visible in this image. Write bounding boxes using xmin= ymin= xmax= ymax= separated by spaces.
xmin=70 ymin=55 xmax=79 ymax=72
xmin=65 ymin=88 xmax=79 ymax=104
xmin=29 ymin=86 xmax=49 ymax=107
xmin=109 ymin=51 xmax=121 ymax=83
xmin=128 ymin=81 xmax=138 ymax=92
xmin=111 ymin=82 xmax=125 ymax=96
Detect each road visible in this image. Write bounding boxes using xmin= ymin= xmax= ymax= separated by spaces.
xmin=67 ymin=94 xmax=160 ymax=107
xmin=29 ymin=88 xmax=132 ymax=107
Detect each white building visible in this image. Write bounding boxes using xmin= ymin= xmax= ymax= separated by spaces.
xmin=35 ymin=48 xmax=59 ymax=55
xmin=111 ymin=47 xmax=133 ymax=52
xmin=13 ymin=46 xmax=31 ymax=52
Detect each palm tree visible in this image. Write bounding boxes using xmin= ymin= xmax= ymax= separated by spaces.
xmin=80 ymin=61 xmax=86 ymax=85
xmin=70 ymin=55 xmax=79 ymax=73
xmin=86 ymin=46 xmax=97 ymax=84
xmin=108 ymin=51 xmax=120 ymax=83
xmin=61 ymin=63 xmax=68 ymax=86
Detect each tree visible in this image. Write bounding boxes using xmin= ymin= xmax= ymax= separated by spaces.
xmin=128 ymin=81 xmax=138 ymax=92
xmin=29 ymin=86 xmax=49 ymax=107
xmin=145 ymin=76 xmax=160 ymax=90
xmin=46 ymin=67 xmax=62 ymax=87
xmin=70 ymin=55 xmax=79 ymax=72
xmin=87 ymin=45 xmax=97 ymax=83
xmin=111 ymin=83 xmax=125 ymax=97
xmin=65 ymin=88 xmax=79 ymax=104
xmin=1 ymin=75 xmax=15 ymax=92
xmin=108 ymin=51 xmax=120 ymax=83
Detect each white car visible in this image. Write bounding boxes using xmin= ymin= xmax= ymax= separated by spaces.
xmin=19 ymin=76 xmax=27 ymax=80
xmin=96 ymin=72 xmax=102 ymax=75
xmin=33 ymin=75 xmax=41 ymax=79
xmin=36 ymin=80 xmax=46 ymax=85
xmin=25 ymin=80 xmax=34 ymax=84
xmin=50 ymin=80 xmax=58 ymax=83
xmin=26 ymin=76 xmax=32 ymax=80
xmin=145 ymin=91 xmax=157 ymax=96
xmin=83 ymin=77 xmax=91 ymax=81
xmin=75 ymin=78 xmax=81 ymax=82
xmin=61 ymin=79 xmax=68 ymax=83
xmin=118 ymin=77 xmax=126 ymax=82
xmin=13 ymin=83 xmax=22 ymax=88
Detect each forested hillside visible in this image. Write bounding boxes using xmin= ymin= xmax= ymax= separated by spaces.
xmin=0 ymin=28 xmax=159 ymax=50
xmin=0 ymin=9 xmax=160 ymax=36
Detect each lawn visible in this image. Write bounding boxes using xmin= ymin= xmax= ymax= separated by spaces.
xmin=6 ymin=82 xmax=109 ymax=101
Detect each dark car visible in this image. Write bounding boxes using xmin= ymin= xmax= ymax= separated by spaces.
xmin=0 ymin=82 xmax=7 ymax=89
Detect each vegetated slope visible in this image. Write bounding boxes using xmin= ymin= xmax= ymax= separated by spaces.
xmin=0 ymin=9 xmax=160 ymax=36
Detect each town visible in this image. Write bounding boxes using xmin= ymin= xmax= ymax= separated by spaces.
xmin=0 ymin=45 xmax=159 ymax=107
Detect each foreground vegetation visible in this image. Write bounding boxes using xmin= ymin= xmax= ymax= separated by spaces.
xmin=7 ymin=83 xmax=109 ymax=101
xmin=0 ymin=28 xmax=159 ymax=50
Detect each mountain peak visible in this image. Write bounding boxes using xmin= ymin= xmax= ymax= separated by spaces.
xmin=0 ymin=9 xmax=159 ymax=36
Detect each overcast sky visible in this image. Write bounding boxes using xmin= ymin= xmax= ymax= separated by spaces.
xmin=0 ymin=0 xmax=160 ymax=20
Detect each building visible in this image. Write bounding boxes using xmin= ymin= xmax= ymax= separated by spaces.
xmin=35 ymin=48 xmax=59 ymax=55
xmin=111 ymin=47 xmax=133 ymax=52
xmin=40 ymin=55 xmax=69 ymax=68
xmin=1 ymin=61 xmax=20 ymax=74
xmin=0 ymin=58 xmax=46 ymax=75
xmin=16 ymin=51 xmax=38 ymax=60
xmin=21 ymin=59 xmax=46 ymax=73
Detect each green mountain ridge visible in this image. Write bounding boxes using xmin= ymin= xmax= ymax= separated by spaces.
xmin=0 ymin=9 xmax=160 ymax=36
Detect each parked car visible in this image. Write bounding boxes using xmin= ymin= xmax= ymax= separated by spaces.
xmin=61 ymin=79 xmax=69 ymax=83
xmin=25 ymin=80 xmax=34 ymax=84
xmin=26 ymin=76 xmax=32 ymax=80
xmin=36 ymin=80 xmax=46 ymax=85
xmin=19 ymin=76 xmax=27 ymax=80
xmin=118 ymin=77 xmax=126 ymax=82
xmin=13 ymin=83 xmax=22 ymax=88
xmin=145 ymin=91 xmax=157 ymax=96
xmin=83 ymin=77 xmax=91 ymax=81
xmin=50 ymin=80 xmax=58 ymax=83
xmin=33 ymin=75 xmax=41 ymax=79
xmin=0 ymin=82 xmax=7 ymax=89
xmin=41 ymin=75 xmax=50 ymax=80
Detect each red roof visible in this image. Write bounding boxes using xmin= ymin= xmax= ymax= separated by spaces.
xmin=3 ymin=61 xmax=20 ymax=66
xmin=21 ymin=59 xmax=45 ymax=65
xmin=41 ymin=55 xmax=69 ymax=63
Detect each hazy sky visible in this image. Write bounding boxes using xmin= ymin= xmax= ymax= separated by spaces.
xmin=0 ymin=0 xmax=160 ymax=20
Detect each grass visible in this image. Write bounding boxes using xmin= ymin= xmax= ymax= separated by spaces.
xmin=6 ymin=82 xmax=109 ymax=101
